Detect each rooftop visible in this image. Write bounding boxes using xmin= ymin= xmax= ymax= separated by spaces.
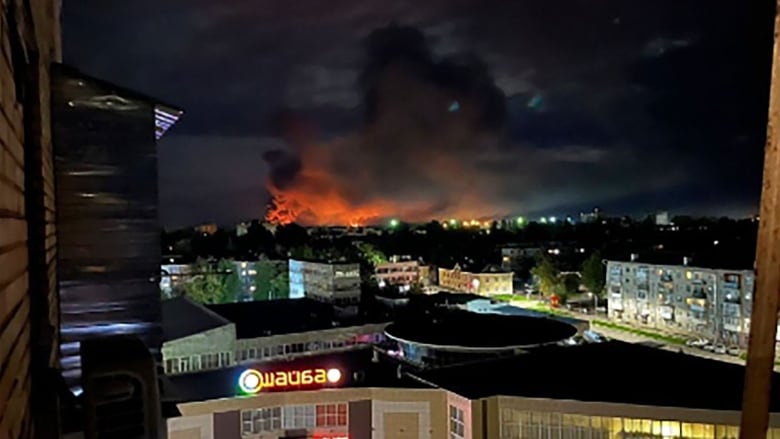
xmin=54 ymin=64 xmax=183 ymax=140
xmin=608 ymin=253 xmax=754 ymax=271
xmin=167 ymin=347 xmax=422 ymax=403
xmin=207 ymin=299 xmax=338 ymax=339
xmin=385 ymin=309 xmax=577 ymax=349
xmin=162 ymin=297 xmax=232 ymax=341
xmin=414 ymin=341 xmax=780 ymax=411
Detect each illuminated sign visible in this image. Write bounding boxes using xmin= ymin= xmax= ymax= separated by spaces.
xmin=239 ymin=367 xmax=343 ymax=394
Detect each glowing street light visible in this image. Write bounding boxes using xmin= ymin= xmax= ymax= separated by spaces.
xmin=389 ymin=219 xmax=399 ymax=228
xmin=540 ymin=217 xmax=548 ymax=224
xmin=549 ymin=216 xmax=557 ymax=224
xmin=516 ymin=216 xmax=525 ymax=225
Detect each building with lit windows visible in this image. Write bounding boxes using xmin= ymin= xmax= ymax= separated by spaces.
xmin=606 ymin=258 xmax=755 ymax=348
xmin=289 ymin=259 xmax=361 ymax=313
xmin=500 ymin=245 xmax=542 ymax=270
xmin=161 ymin=297 xmax=388 ymax=376
xmin=166 ymin=343 xmax=780 ymax=439
xmin=374 ymin=258 xmax=423 ymax=290
xmin=438 ymin=264 xmax=513 ymax=296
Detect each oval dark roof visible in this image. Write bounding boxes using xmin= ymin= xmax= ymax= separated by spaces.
xmin=385 ymin=310 xmax=577 ymax=349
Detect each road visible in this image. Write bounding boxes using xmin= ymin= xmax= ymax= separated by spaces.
xmin=507 ymin=300 xmax=762 ymax=368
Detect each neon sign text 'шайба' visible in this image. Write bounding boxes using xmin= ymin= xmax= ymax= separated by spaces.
xmin=239 ymin=367 xmax=342 ymax=394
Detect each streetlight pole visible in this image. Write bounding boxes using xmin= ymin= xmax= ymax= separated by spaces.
xmin=740 ymin=3 xmax=780 ymax=437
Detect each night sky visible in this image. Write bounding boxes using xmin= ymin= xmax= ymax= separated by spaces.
xmin=65 ymin=0 xmax=775 ymax=228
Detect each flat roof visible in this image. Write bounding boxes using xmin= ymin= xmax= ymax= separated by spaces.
xmin=207 ymin=299 xmax=338 ymax=339
xmin=607 ymin=253 xmax=754 ymax=271
xmin=206 ymin=299 xmax=388 ymax=339
xmin=54 ymin=64 xmax=183 ymax=140
xmin=413 ymin=341 xmax=780 ymax=411
xmin=162 ymin=297 xmax=231 ymax=341
xmin=167 ymin=348 xmax=423 ymax=403
xmin=385 ymin=309 xmax=577 ymax=349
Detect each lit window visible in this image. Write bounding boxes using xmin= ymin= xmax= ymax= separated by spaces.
xmin=316 ymin=403 xmax=347 ymax=426
xmin=449 ymin=405 xmax=465 ymax=439
xmin=283 ymin=405 xmax=315 ymax=429
xmin=242 ymin=407 xmax=281 ymax=433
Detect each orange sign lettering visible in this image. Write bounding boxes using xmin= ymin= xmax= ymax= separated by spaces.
xmin=239 ymin=367 xmax=342 ymax=394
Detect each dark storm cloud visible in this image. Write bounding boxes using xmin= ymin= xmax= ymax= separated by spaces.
xmin=64 ymin=0 xmax=775 ymax=227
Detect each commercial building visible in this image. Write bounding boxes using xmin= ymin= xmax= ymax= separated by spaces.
xmin=161 ymin=297 xmax=388 ymax=376
xmin=289 ymin=259 xmax=361 ymax=312
xmin=384 ymin=309 xmax=577 ymax=368
xmin=606 ymin=258 xmax=755 ymax=347
xmin=166 ymin=343 xmax=780 ymax=439
xmin=438 ymin=264 xmax=513 ymax=296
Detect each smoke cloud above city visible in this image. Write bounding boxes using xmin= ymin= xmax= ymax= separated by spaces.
xmin=264 ymin=25 xmax=509 ymax=225
xmin=64 ymin=0 xmax=773 ymax=227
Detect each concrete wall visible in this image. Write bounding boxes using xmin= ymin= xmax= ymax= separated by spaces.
xmin=0 ymin=0 xmax=61 ymax=437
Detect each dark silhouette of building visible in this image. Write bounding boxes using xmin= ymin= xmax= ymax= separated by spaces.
xmin=51 ymin=64 xmax=182 ymax=389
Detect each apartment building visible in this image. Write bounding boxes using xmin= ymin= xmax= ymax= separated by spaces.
xmin=374 ymin=259 xmax=421 ymax=290
xmin=438 ymin=264 xmax=513 ymax=296
xmin=500 ymin=245 xmax=542 ymax=270
xmin=289 ymin=259 xmax=361 ymax=312
xmin=606 ymin=258 xmax=755 ymax=347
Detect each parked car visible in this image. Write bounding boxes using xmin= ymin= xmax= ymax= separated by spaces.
xmin=583 ymin=330 xmax=607 ymax=343
xmin=713 ymin=344 xmax=727 ymax=355
xmin=703 ymin=342 xmax=715 ymax=352
xmin=727 ymin=346 xmax=741 ymax=356
xmin=686 ymin=338 xmax=707 ymax=348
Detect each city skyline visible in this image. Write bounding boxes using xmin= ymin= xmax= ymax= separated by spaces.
xmin=66 ymin=1 xmax=774 ymax=227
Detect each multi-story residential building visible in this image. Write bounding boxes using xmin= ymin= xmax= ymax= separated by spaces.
xmin=500 ymin=245 xmax=542 ymax=270
xmin=160 ymin=264 xmax=193 ymax=297
xmin=438 ymin=264 xmax=513 ymax=296
xmin=375 ymin=258 xmax=422 ymax=290
xmin=289 ymin=259 xmax=361 ymax=311
xmin=606 ymin=258 xmax=755 ymax=347
xmin=161 ymin=297 xmax=388 ymax=376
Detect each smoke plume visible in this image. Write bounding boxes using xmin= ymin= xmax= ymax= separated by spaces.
xmin=265 ymin=24 xmax=508 ymax=226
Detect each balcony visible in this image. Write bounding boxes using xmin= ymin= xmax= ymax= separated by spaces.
xmin=687 ymin=297 xmax=707 ymax=313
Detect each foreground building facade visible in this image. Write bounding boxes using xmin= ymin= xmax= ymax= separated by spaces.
xmin=1 ymin=1 xmax=61 ymax=436
xmin=169 ymin=390 xmax=780 ymax=439
xmin=606 ymin=259 xmax=755 ymax=347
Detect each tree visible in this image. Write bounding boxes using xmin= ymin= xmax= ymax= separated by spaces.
xmin=531 ymin=254 xmax=559 ymax=297
xmin=252 ymin=260 xmax=278 ymax=301
xmin=581 ymin=252 xmax=606 ymax=296
xmin=290 ymin=245 xmax=316 ymax=260
xmin=268 ymin=269 xmax=290 ymax=300
xmin=252 ymin=260 xmax=290 ymax=301
xmin=555 ymin=273 xmax=581 ymax=303
xmin=183 ymin=259 xmax=241 ymax=304
xmin=355 ymin=242 xmax=387 ymax=266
